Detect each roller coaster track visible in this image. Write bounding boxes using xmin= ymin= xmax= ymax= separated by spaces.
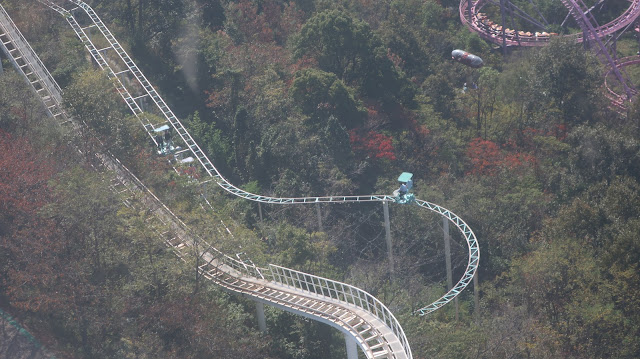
xmin=460 ymin=0 xmax=640 ymax=107
xmin=461 ymin=0 xmax=640 ymax=47
xmin=604 ymin=55 xmax=640 ymax=109
xmin=2 ymin=2 xmax=480 ymax=358
xmin=0 ymin=4 xmax=69 ymax=123
xmin=561 ymin=0 xmax=635 ymax=99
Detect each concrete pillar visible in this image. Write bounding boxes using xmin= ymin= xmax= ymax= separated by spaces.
xmin=119 ymin=73 xmax=126 ymax=86
xmin=443 ymin=217 xmax=459 ymax=320
xmin=258 ymin=202 xmax=263 ymax=223
xmin=443 ymin=218 xmax=452 ymax=290
xmin=383 ymin=201 xmax=394 ymax=276
xmin=474 ymin=270 xmax=480 ymax=323
xmin=0 ymin=42 xmax=5 ymax=74
xmin=500 ymin=0 xmax=507 ymax=55
xmin=255 ymin=302 xmax=266 ymax=333
xmin=316 ymin=203 xmax=323 ymax=232
xmin=138 ymin=97 xmax=145 ymax=112
xmin=344 ymin=332 xmax=358 ymax=359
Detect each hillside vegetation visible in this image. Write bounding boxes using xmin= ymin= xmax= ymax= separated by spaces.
xmin=1 ymin=0 xmax=639 ymax=358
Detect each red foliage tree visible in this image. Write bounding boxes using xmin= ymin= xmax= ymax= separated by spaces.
xmin=466 ymin=137 xmax=502 ymax=176
xmin=0 ymin=131 xmax=55 ymax=228
xmin=225 ymin=0 xmax=303 ymax=44
xmin=0 ymin=131 xmax=69 ymax=313
xmin=503 ymin=152 xmax=537 ymax=171
xmin=467 ymin=137 xmax=538 ymax=176
xmin=349 ymin=129 xmax=397 ymax=161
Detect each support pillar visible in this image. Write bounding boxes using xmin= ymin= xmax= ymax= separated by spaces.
xmin=138 ymin=97 xmax=145 ymax=112
xmin=118 ymin=72 xmax=127 ymax=87
xmin=383 ymin=201 xmax=394 ymax=276
xmin=255 ymin=302 xmax=266 ymax=333
xmin=474 ymin=270 xmax=480 ymax=323
xmin=500 ymin=0 xmax=507 ymax=55
xmin=258 ymin=202 xmax=263 ymax=223
xmin=344 ymin=332 xmax=358 ymax=359
xmin=636 ymin=23 xmax=640 ymax=55
xmin=443 ymin=217 xmax=459 ymax=320
xmin=316 ymin=203 xmax=323 ymax=232
xmin=0 ymin=54 xmax=3 ymax=74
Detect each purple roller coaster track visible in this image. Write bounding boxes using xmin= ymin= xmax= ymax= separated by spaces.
xmin=459 ymin=0 xmax=640 ymax=110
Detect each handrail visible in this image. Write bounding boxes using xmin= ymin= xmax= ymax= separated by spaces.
xmin=0 ymin=5 xmax=62 ymax=101
xmin=105 ymin=150 xmax=413 ymax=358
xmin=265 ymin=264 xmax=413 ymax=357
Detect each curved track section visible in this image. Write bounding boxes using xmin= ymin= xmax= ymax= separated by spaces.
xmin=460 ymin=0 xmax=640 ymax=47
xmin=413 ymin=200 xmax=479 ymax=315
xmin=604 ymin=55 xmax=640 ymax=109
xmin=22 ymin=1 xmax=481 ymax=357
xmin=461 ymin=0 xmax=639 ymax=108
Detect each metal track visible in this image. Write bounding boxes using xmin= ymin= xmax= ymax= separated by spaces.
xmin=460 ymin=0 xmax=639 ymax=107
xmin=461 ymin=0 xmax=640 ymax=47
xmin=0 ymin=4 xmax=69 ymax=124
xmin=560 ymin=0 xmax=634 ymax=100
xmin=4 ymin=4 xmax=416 ymax=358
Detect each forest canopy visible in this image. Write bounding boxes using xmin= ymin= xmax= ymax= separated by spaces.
xmin=1 ymin=0 xmax=639 ymax=358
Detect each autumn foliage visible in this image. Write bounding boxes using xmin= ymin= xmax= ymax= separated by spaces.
xmin=349 ymin=129 xmax=397 ymax=161
xmin=225 ymin=0 xmax=304 ymax=43
xmin=0 ymin=131 xmax=55 ymax=217
xmin=466 ymin=137 xmax=537 ymax=176
xmin=0 ymin=131 xmax=65 ymax=313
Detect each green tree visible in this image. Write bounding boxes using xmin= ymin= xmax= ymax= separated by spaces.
xmin=422 ymin=71 xmax=457 ymax=120
xmin=63 ymin=69 xmax=127 ymax=142
xmin=475 ymin=67 xmax=500 ymax=137
xmin=291 ymin=68 xmax=364 ymax=130
xmin=528 ymin=38 xmax=606 ymax=124
xmin=322 ymin=115 xmax=353 ymax=169
xmin=293 ymin=10 xmax=411 ymax=102
xmin=293 ymin=10 xmax=374 ymax=81
xmin=233 ymin=106 xmax=250 ymax=178
xmin=186 ymin=111 xmax=233 ymax=175
xmin=565 ymin=124 xmax=640 ymax=190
